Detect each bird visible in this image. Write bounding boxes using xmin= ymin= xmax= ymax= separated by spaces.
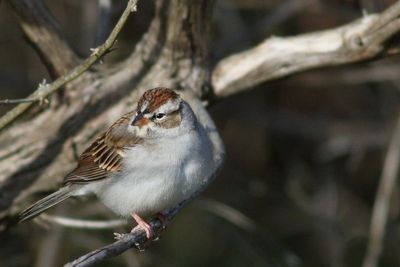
xmin=19 ymin=87 xmax=215 ymax=238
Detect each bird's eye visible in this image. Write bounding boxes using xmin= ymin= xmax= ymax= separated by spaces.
xmin=155 ymin=113 xmax=166 ymax=120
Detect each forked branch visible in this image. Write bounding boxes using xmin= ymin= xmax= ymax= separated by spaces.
xmin=0 ymin=0 xmax=139 ymax=132
xmin=212 ymin=1 xmax=400 ymax=97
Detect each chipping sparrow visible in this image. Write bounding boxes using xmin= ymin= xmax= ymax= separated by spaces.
xmin=19 ymin=87 xmax=215 ymax=238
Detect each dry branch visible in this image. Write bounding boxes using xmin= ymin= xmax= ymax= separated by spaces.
xmin=2 ymin=0 xmax=400 ymax=264
xmin=0 ymin=97 xmax=48 ymax=105
xmin=39 ymin=214 xmax=126 ymax=230
xmin=0 ymin=0 xmax=139 ymax=132
xmin=362 ymin=114 xmax=400 ymax=267
xmin=0 ymin=0 xmax=216 ymax=232
xmin=64 ymin=190 xmax=197 ymax=267
xmin=212 ymin=1 xmax=400 ymax=97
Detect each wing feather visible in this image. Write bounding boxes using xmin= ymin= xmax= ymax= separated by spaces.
xmin=63 ymin=111 xmax=141 ymax=185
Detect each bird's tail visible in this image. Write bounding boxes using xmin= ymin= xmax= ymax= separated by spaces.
xmin=19 ymin=187 xmax=73 ymax=223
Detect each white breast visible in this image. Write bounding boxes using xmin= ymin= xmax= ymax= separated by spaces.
xmin=92 ymin=128 xmax=213 ymax=218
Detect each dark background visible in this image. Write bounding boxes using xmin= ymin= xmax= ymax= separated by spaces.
xmin=1 ymin=0 xmax=400 ymax=266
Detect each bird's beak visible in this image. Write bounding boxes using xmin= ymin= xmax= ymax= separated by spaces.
xmin=131 ymin=113 xmax=149 ymax=127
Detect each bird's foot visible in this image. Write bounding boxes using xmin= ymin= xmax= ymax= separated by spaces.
xmin=131 ymin=213 xmax=153 ymax=240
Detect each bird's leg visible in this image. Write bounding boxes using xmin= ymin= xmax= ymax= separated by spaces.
xmin=131 ymin=213 xmax=153 ymax=239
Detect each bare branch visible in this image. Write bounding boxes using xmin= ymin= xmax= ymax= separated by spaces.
xmin=39 ymin=214 xmax=126 ymax=230
xmin=64 ymin=222 xmax=159 ymax=267
xmin=0 ymin=0 xmax=218 ymax=231
xmin=65 ymin=181 xmax=214 ymax=266
xmin=0 ymin=98 xmax=48 ymax=105
xmin=0 ymin=0 xmax=139 ymax=132
xmin=6 ymin=0 xmax=81 ymax=77
xmin=362 ymin=114 xmax=400 ymax=267
xmin=212 ymin=1 xmax=400 ymax=97
xmin=196 ymin=198 xmax=257 ymax=233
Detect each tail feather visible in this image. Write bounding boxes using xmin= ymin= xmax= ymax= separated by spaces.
xmin=19 ymin=187 xmax=72 ymax=223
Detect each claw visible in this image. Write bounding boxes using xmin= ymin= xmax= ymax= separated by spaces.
xmin=131 ymin=213 xmax=153 ymax=239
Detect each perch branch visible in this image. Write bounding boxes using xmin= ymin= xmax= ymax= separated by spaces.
xmin=212 ymin=1 xmax=400 ymax=97
xmin=65 ymin=180 xmax=219 ymax=266
xmin=0 ymin=0 xmax=139 ymax=132
xmin=64 ymin=204 xmax=179 ymax=267
xmin=362 ymin=114 xmax=400 ymax=267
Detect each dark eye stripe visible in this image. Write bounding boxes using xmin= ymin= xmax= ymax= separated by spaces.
xmin=156 ymin=113 xmax=165 ymax=119
xmin=151 ymin=113 xmax=166 ymax=120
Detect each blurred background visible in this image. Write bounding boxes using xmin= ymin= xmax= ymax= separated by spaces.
xmin=1 ymin=0 xmax=400 ymax=266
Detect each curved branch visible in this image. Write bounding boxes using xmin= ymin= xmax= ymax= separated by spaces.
xmin=0 ymin=0 xmax=220 ymax=234
xmin=6 ymin=0 xmax=81 ymax=77
xmin=212 ymin=1 xmax=400 ymax=97
xmin=0 ymin=0 xmax=139 ymax=132
xmin=39 ymin=214 xmax=127 ymax=229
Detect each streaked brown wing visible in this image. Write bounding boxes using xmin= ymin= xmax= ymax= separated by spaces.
xmin=63 ymin=111 xmax=142 ymax=184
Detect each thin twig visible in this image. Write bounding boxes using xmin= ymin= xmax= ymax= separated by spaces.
xmin=362 ymin=113 xmax=400 ymax=267
xmin=64 ymin=190 xmax=203 ymax=267
xmin=0 ymin=98 xmax=47 ymax=105
xmin=0 ymin=0 xmax=139 ymax=132
xmin=196 ymin=198 xmax=257 ymax=233
xmin=39 ymin=214 xmax=127 ymax=230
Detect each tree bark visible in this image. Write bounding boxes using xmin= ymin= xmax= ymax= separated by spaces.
xmin=2 ymin=0 xmax=400 ymax=234
xmin=0 ymin=0 xmax=217 ymax=230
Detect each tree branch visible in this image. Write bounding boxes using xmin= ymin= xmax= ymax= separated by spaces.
xmin=38 ymin=214 xmax=126 ymax=230
xmin=6 ymin=0 xmax=81 ymax=77
xmin=0 ymin=97 xmax=48 ymax=105
xmin=0 ymin=0 xmax=217 ymax=231
xmin=65 ymin=172 xmax=222 ymax=266
xmin=0 ymin=0 xmax=139 ymax=132
xmin=362 ymin=113 xmax=400 ymax=267
xmin=212 ymin=1 xmax=400 ymax=97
